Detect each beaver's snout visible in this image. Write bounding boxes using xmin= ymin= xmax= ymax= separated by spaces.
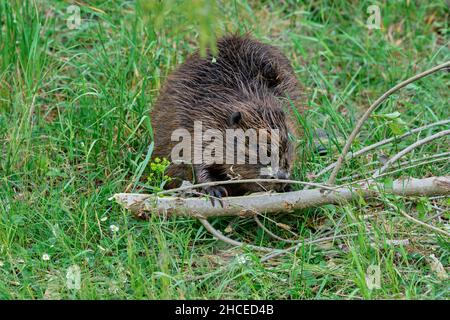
xmin=274 ymin=170 xmax=289 ymax=180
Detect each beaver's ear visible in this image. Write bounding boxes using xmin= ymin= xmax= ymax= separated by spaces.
xmin=228 ymin=111 xmax=242 ymax=127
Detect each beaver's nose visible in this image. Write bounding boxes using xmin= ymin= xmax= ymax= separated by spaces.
xmin=276 ymin=170 xmax=289 ymax=180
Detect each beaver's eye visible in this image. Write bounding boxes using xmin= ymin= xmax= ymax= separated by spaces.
xmin=228 ymin=111 xmax=242 ymax=127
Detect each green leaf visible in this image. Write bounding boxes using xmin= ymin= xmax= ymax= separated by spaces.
xmin=416 ymin=197 xmax=430 ymax=220
xmin=380 ymin=111 xmax=402 ymax=120
xmin=382 ymin=177 xmax=394 ymax=190
xmin=388 ymin=120 xmax=407 ymax=135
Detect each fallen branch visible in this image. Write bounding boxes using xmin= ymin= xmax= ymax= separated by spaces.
xmin=113 ymin=176 xmax=450 ymax=218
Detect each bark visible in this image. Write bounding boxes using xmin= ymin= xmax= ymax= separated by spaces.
xmin=112 ymin=176 xmax=450 ymax=218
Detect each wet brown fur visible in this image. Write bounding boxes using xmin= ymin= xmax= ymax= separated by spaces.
xmin=151 ymin=35 xmax=303 ymax=197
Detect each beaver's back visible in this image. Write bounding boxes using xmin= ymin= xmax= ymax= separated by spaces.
xmin=152 ymin=35 xmax=300 ymax=154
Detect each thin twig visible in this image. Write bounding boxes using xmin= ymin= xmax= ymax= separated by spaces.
xmin=385 ymin=200 xmax=450 ymax=238
xmin=338 ymin=153 xmax=450 ymax=182
xmin=375 ymin=157 xmax=449 ymax=179
xmin=253 ymin=215 xmax=303 ymax=244
xmin=260 ymin=233 xmax=360 ymax=262
xmin=157 ymin=178 xmax=337 ymax=196
xmin=256 ymin=213 xmax=300 ymax=238
xmin=426 ymin=206 xmax=446 ymax=222
xmin=198 ymin=218 xmax=278 ymax=252
xmin=327 ymin=61 xmax=450 ymax=185
xmin=315 ymin=120 xmax=450 ymax=180
xmin=204 ymin=217 xmax=364 ymax=262
xmin=372 ymin=129 xmax=450 ymax=178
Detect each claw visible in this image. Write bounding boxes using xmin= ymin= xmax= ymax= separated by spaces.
xmin=205 ymin=186 xmax=228 ymax=207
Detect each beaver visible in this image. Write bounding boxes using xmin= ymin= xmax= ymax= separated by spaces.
xmin=151 ymin=34 xmax=303 ymax=202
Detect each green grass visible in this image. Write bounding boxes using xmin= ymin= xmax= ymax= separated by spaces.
xmin=0 ymin=0 xmax=449 ymax=299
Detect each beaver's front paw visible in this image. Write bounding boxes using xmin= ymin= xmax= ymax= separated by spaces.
xmin=204 ymin=186 xmax=228 ymax=207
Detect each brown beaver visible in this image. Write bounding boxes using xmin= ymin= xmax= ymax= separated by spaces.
xmin=151 ymin=34 xmax=303 ymax=202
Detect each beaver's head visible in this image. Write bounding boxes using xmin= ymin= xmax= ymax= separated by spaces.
xmin=219 ymin=94 xmax=296 ymax=194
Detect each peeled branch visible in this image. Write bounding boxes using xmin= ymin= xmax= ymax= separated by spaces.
xmin=112 ymin=176 xmax=450 ymax=218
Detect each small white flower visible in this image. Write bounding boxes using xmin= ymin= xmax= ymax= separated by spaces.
xmin=236 ymin=254 xmax=250 ymax=265
xmin=109 ymin=224 xmax=119 ymax=233
xmin=42 ymin=253 xmax=50 ymax=261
